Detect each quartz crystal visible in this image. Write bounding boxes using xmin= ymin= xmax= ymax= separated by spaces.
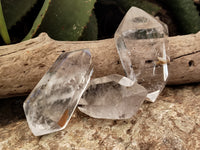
xmin=78 ymin=74 xmax=147 ymax=119
xmin=23 ymin=49 xmax=93 ymax=136
xmin=114 ymin=7 xmax=169 ymax=102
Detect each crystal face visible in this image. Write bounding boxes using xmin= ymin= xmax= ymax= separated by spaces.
xmin=23 ymin=7 xmax=169 ymax=136
xmin=114 ymin=7 xmax=169 ymax=102
xmin=78 ymin=74 xmax=147 ymax=119
xmin=23 ymin=49 xmax=93 ymax=136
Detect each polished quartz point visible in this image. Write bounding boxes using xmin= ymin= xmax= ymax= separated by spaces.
xmin=78 ymin=74 xmax=147 ymax=119
xmin=23 ymin=49 xmax=93 ymax=136
xmin=114 ymin=7 xmax=169 ymax=102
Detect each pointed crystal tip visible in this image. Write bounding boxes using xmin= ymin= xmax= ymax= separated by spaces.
xmin=114 ymin=7 xmax=169 ymax=103
xmin=78 ymin=74 xmax=147 ymax=119
xmin=23 ymin=49 xmax=93 ymax=136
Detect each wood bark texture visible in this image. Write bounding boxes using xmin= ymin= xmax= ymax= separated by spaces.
xmin=0 ymin=32 xmax=200 ymax=98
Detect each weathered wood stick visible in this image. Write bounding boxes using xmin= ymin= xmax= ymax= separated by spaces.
xmin=0 ymin=32 xmax=200 ymax=98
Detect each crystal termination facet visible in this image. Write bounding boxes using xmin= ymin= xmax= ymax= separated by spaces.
xmin=78 ymin=74 xmax=147 ymax=119
xmin=23 ymin=49 xmax=93 ymax=136
xmin=114 ymin=7 xmax=169 ymax=102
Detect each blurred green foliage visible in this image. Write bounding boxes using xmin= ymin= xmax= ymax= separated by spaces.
xmin=79 ymin=11 xmax=98 ymax=41
xmin=36 ymin=0 xmax=96 ymax=41
xmin=0 ymin=0 xmax=96 ymax=44
xmin=0 ymin=1 xmax=10 ymax=44
xmin=23 ymin=0 xmax=51 ymax=41
xmin=0 ymin=0 xmax=199 ymax=45
xmin=160 ymin=0 xmax=200 ymax=34
xmin=1 ymin=0 xmax=37 ymax=29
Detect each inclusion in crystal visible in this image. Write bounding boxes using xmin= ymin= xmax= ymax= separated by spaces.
xmin=114 ymin=7 xmax=169 ymax=102
xmin=23 ymin=49 xmax=93 ymax=136
xmin=78 ymin=74 xmax=147 ymax=119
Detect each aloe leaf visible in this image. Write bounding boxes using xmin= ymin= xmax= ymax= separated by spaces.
xmin=79 ymin=11 xmax=98 ymax=41
xmin=0 ymin=1 xmax=10 ymax=44
xmin=36 ymin=0 xmax=96 ymax=41
xmin=1 ymin=0 xmax=37 ymax=29
xmin=160 ymin=0 xmax=200 ymax=34
xmin=23 ymin=0 xmax=51 ymax=41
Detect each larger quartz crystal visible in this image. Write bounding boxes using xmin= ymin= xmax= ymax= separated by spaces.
xmin=114 ymin=7 xmax=169 ymax=102
xmin=23 ymin=49 xmax=93 ymax=136
xmin=78 ymin=74 xmax=147 ymax=119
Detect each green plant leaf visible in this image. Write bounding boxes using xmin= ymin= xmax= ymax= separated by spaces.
xmin=23 ymin=0 xmax=51 ymax=41
xmin=160 ymin=0 xmax=200 ymax=34
xmin=1 ymin=0 xmax=37 ymax=29
xmin=79 ymin=11 xmax=98 ymax=41
xmin=36 ymin=0 xmax=96 ymax=41
xmin=0 ymin=1 xmax=10 ymax=44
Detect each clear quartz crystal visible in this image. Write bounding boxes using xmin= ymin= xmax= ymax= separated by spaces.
xmin=23 ymin=49 xmax=93 ymax=136
xmin=78 ymin=74 xmax=147 ymax=119
xmin=114 ymin=7 xmax=169 ymax=102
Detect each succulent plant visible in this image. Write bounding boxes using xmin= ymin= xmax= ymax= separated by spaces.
xmin=0 ymin=1 xmax=10 ymax=44
xmin=160 ymin=0 xmax=200 ymax=34
xmin=0 ymin=0 xmax=199 ymax=45
xmin=0 ymin=0 xmax=96 ymax=45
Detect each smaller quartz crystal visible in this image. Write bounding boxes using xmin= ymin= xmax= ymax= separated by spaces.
xmin=78 ymin=74 xmax=147 ymax=119
xmin=23 ymin=49 xmax=93 ymax=136
xmin=114 ymin=7 xmax=169 ymax=102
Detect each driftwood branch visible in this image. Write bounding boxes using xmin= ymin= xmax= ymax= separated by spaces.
xmin=0 ymin=32 xmax=200 ymax=98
